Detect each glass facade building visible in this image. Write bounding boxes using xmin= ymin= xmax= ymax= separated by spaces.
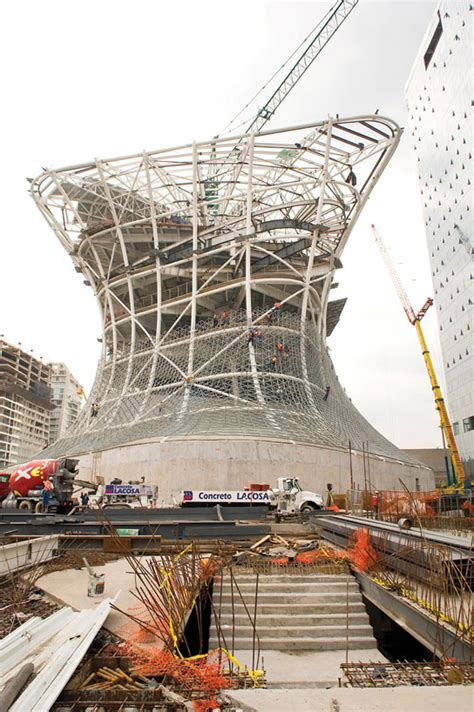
xmin=405 ymin=1 xmax=473 ymax=480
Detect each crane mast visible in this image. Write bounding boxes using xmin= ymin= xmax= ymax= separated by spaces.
xmin=371 ymin=225 xmax=466 ymax=488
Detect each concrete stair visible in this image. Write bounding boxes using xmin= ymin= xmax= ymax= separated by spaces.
xmin=209 ymin=572 xmax=377 ymax=651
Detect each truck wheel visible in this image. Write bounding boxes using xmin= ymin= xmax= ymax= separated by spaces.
xmin=300 ymin=504 xmax=316 ymax=513
xmin=35 ymin=501 xmax=45 ymax=513
xmin=19 ymin=501 xmax=32 ymax=511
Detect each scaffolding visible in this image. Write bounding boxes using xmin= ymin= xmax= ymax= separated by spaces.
xmin=31 ymin=116 xmax=417 ymax=464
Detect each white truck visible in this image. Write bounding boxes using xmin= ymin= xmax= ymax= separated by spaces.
xmin=180 ymin=477 xmax=324 ymax=516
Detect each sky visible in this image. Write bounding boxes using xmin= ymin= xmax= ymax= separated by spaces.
xmin=0 ymin=0 xmax=444 ymax=449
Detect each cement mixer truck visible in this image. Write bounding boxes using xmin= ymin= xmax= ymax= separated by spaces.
xmin=0 ymin=457 xmax=80 ymax=513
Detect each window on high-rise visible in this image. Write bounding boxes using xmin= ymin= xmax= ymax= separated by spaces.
xmin=424 ymin=14 xmax=443 ymax=69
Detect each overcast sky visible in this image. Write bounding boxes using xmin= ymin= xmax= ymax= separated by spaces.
xmin=0 ymin=0 xmax=444 ymax=449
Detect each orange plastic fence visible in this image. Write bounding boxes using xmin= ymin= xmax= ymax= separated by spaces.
xmin=347 ymin=527 xmax=377 ymax=572
xmin=271 ymin=556 xmax=290 ymax=566
xmin=270 ymin=529 xmax=378 ymax=573
xmin=295 ymin=547 xmax=348 ymax=565
xmin=119 ymin=643 xmax=231 ymax=698
xmin=378 ymin=490 xmax=440 ymax=516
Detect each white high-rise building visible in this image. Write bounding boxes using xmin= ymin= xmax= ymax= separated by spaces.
xmin=48 ymin=363 xmax=84 ymax=445
xmin=406 ymin=2 xmax=473 ymax=480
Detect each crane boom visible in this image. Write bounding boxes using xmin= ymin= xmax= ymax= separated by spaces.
xmin=207 ymin=1 xmax=360 ymax=210
xmin=372 ymin=225 xmax=417 ymax=324
xmin=371 ymin=225 xmax=466 ymax=488
xmin=209 ymin=0 xmax=359 ymax=199
xmin=245 ymin=0 xmax=359 ymax=135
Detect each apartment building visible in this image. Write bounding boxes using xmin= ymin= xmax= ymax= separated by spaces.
xmin=0 ymin=340 xmax=53 ymax=467
xmin=49 ymin=363 xmax=84 ymax=444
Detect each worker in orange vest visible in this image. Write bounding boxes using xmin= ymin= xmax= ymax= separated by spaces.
xmin=372 ymin=491 xmax=380 ymax=518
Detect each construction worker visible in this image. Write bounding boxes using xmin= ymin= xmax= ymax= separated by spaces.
xmin=372 ymin=491 xmax=380 ymax=518
xmin=221 ymin=310 xmax=230 ymax=326
xmin=326 ymin=483 xmax=335 ymax=507
xmin=270 ymin=355 xmax=278 ymax=371
xmin=42 ymin=478 xmax=53 ymax=511
xmin=323 ymin=385 xmax=330 ymax=402
xmin=247 ymin=329 xmax=255 ymax=344
xmin=80 ymin=491 xmax=90 ymax=508
xmin=213 ymin=313 xmax=219 ymax=327
xmin=276 ymin=339 xmax=283 ymax=353
xmin=91 ymin=402 xmax=100 ymax=417
xmin=255 ymin=328 xmax=262 ymax=345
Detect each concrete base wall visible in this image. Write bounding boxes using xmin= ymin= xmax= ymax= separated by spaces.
xmin=76 ymin=437 xmax=434 ymax=503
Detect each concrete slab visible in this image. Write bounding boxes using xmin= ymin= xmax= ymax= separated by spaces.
xmin=36 ymin=557 xmax=157 ymax=642
xmin=229 ymin=648 xmax=387 ymax=687
xmin=227 ymin=686 xmax=474 ymax=712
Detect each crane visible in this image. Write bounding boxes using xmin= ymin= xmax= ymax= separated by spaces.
xmin=371 ymin=224 xmax=466 ymax=489
xmin=242 ymin=0 xmax=359 ymax=135
xmin=208 ymin=0 xmax=360 ymax=196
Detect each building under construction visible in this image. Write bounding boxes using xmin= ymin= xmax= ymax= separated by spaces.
xmin=0 ymin=340 xmax=53 ymax=467
xmin=31 ymin=117 xmax=433 ymax=498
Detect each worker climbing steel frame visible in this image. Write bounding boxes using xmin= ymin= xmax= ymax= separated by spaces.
xmin=31 ymin=116 xmax=413 ymax=462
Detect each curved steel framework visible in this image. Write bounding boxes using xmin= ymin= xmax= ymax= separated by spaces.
xmin=32 ymin=116 xmax=411 ymax=463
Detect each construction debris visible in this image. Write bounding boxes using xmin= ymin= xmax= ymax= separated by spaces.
xmin=0 ymin=598 xmax=117 ymax=712
xmin=79 ymin=665 xmax=155 ymax=692
xmin=235 ymin=530 xmax=376 ymax=573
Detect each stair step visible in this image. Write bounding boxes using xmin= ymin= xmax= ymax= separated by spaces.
xmin=216 ymin=602 xmax=366 ymax=615
xmin=208 ymin=636 xmax=376 ymax=651
xmin=216 ymin=593 xmax=362 ymax=604
xmin=210 ymin=624 xmax=373 ymax=639
xmin=216 ymin=575 xmax=355 ymax=583
xmin=216 ymin=582 xmax=359 ymax=593
xmin=211 ymin=612 xmax=369 ymax=626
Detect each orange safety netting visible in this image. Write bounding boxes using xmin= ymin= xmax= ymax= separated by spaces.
xmin=347 ymin=527 xmax=377 ymax=572
xmin=295 ymin=547 xmax=348 ymax=565
xmin=377 ymin=490 xmax=440 ymax=516
xmin=118 ymin=643 xmax=231 ymax=698
xmin=269 ymin=529 xmax=378 ymax=573
xmin=193 ymin=699 xmax=219 ymax=712
xmin=271 ymin=556 xmax=290 ymax=566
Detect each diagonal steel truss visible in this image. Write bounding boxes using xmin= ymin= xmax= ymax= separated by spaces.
xmin=31 ymin=116 xmax=411 ymax=462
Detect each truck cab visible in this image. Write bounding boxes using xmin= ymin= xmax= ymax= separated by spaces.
xmin=276 ymin=477 xmax=324 ymax=512
xmin=0 ymin=474 xmax=9 ymax=501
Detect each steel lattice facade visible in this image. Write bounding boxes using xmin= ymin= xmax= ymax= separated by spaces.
xmin=31 ymin=116 xmax=422 ymax=471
